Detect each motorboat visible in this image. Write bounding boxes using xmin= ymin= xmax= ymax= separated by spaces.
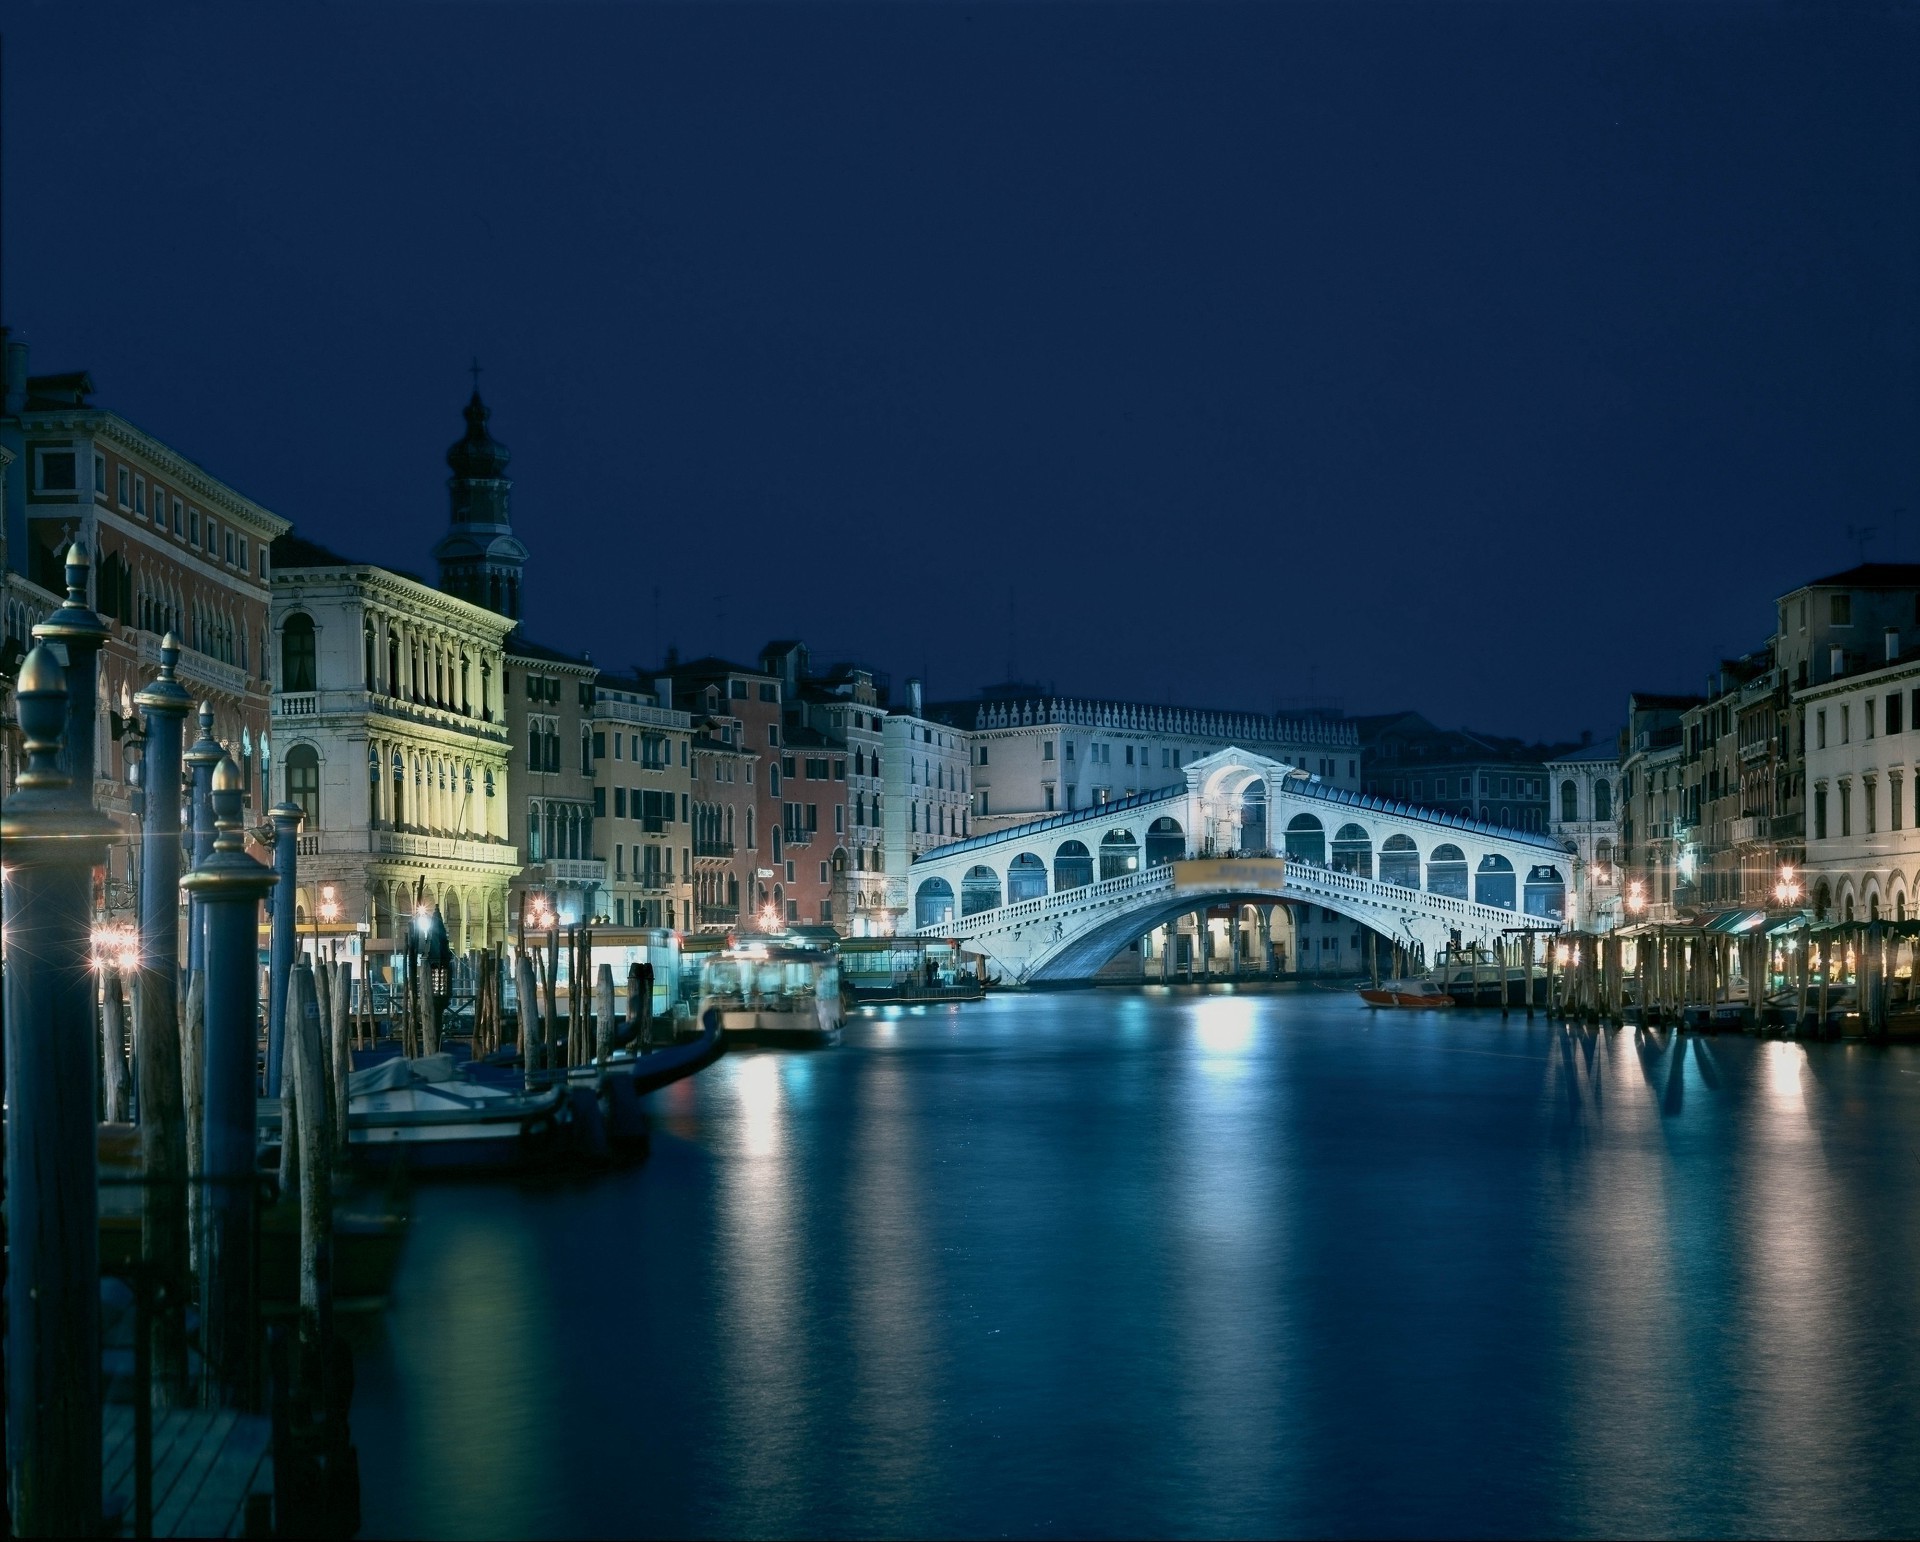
xmin=328 ymin=1053 xmax=564 ymax=1172
xmin=1357 ymin=978 xmax=1456 ymax=1009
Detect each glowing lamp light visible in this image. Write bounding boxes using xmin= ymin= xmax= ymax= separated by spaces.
xmin=1772 ymin=865 xmax=1803 ymax=907
xmin=1625 ymin=880 xmax=1647 ymax=916
xmin=91 ymin=922 xmax=141 ymax=975
xmin=318 ymin=883 xmax=341 ymax=927
xmin=758 ymin=902 xmax=784 ymax=933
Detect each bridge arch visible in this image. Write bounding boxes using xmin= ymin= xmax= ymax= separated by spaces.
xmin=961 ymin=865 xmax=1002 ymax=916
xmin=1008 ymin=852 xmax=1048 ymax=902
xmin=1523 ymin=863 xmax=1566 ymax=919
xmin=1284 ymin=813 xmax=1325 ymax=864
xmin=1055 ymin=839 xmax=1093 ymax=892
xmin=1429 ymin=844 xmax=1467 ymax=898
xmin=915 ymin=876 xmax=954 ymax=929
xmin=1476 ymin=853 xmax=1516 ymax=910
xmin=1330 ymin=823 xmax=1372 ymax=878
xmin=1100 ymin=828 xmax=1141 ymax=880
xmin=1146 ymin=817 xmax=1185 ymax=866
xmin=1379 ymin=833 xmax=1419 ymax=889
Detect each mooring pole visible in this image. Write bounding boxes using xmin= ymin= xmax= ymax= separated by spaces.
xmin=184 ymin=700 xmax=223 ymax=980
xmin=32 ymin=541 xmax=108 ymax=796
xmin=182 ymin=756 xmax=280 ymax=1410
xmin=267 ymin=801 xmax=305 ymax=1096
xmin=134 ymin=633 xmax=194 ymax=1395
xmin=3 ymin=645 xmax=114 ymax=1535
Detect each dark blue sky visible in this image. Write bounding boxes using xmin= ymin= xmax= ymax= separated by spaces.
xmin=6 ymin=2 xmax=1915 ymax=740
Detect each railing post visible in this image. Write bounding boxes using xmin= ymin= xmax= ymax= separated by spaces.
xmin=2 ymin=644 xmax=113 ymax=1536
xmin=134 ymin=633 xmax=194 ymax=1395
xmin=182 ymin=755 xmax=280 ymax=1410
xmin=267 ymin=802 xmax=305 ymax=1096
xmin=184 ymin=701 xmax=224 ymax=980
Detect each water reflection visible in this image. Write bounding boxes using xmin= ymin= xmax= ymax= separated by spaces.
xmin=352 ymin=994 xmax=1920 ymax=1539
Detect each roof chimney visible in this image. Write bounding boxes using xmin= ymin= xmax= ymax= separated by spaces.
xmin=1887 ymin=626 xmax=1900 ymax=663
xmin=654 ymin=676 xmax=674 ymax=710
xmin=907 ymin=677 xmax=923 ymax=716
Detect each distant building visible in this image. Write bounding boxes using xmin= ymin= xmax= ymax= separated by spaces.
xmin=926 ymin=685 xmax=1357 ymax=833
xmin=504 ymin=636 xmax=602 ymax=926
xmin=269 ymin=532 xmax=519 ymax=954
xmin=1800 ymin=644 xmax=1920 ymax=924
xmin=591 ymin=672 xmax=693 ymax=929
xmin=2 ymin=338 xmax=289 ymax=893
xmin=1545 ymin=738 xmax=1622 ymax=930
xmin=882 ymin=678 xmax=973 ymax=930
xmin=1617 ymin=693 xmax=1701 ymax=922
xmin=1355 ymin=711 xmax=1568 ymax=835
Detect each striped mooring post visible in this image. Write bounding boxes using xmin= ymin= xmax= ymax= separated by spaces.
xmin=181 ymin=755 xmax=280 ymax=1410
xmin=3 ymin=644 xmax=115 ymax=1535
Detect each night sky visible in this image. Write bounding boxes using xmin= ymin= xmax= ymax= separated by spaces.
xmin=5 ymin=2 xmax=1915 ymax=742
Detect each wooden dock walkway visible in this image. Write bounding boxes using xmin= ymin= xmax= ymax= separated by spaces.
xmin=102 ymin=1402 xmax=272 ymax=1537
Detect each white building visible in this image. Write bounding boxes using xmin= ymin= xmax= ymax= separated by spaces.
xmin=1801 ymin=644 xmax=1920 ymax=923
xmin=927 ymin=690 xmax=1361 ymax=833
xmin=1546 ymin=739 xmax=1622 ymax=930
xmin=881 ymin=678 xmax=974 ymax=929
xmin=270 ymin=533 xmax=520 ymax=956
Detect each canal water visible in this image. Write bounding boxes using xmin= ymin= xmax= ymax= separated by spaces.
xmin=351 ymin=988 xmax=1920 ymax=1539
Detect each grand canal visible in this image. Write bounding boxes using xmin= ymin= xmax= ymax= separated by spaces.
xmin=351 ymin=988 xmax=1920 ymax=1538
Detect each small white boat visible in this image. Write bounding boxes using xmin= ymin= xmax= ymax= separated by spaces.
xmin=341 ymin=1054 xmax=563 ymax=1171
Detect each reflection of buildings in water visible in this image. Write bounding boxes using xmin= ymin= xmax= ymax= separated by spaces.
xmin=1549 ymin=1027 xmax=1686 ymax=1526
xmin=1738 ymin=1040 xmax=1851 ymax=1529
xmin=715 ymin=1055 xmax=808 ymax=1511
xmin=1171 ymin=995 xmax=1291 ymax=1518
xmin=391 ymin=1217 xmax=552 ymax=1537
xmin=843 ymin=1054 xmax=938 ymax=1520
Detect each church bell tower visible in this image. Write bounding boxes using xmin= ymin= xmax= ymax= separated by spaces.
xmin=432 ymin=378 xmax=529 ymax=620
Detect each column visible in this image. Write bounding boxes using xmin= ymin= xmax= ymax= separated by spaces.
xmin=184 ymin=703 xmax=224 ymax=978
xmin=267 ymin=801 xmax=304 ymax=1096
xmin=181 ymin=756 xmax=279 ymax=1409
xmin=3 ymin=646 xmax=114 ymax=1534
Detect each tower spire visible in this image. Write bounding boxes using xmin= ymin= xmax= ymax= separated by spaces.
xmin=432 ymin=374 xmax=528 ymax=621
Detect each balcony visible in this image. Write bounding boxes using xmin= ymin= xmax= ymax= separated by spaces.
xmin=142 ymin=634 xmax=249 ymax=697
xmin=1771 ymin=812 xmax=1805 ymax=841
xmin=694 ymin=840 xmax=735 ymax=859
xmin=1730 ymin=816 xmax=1770 ymax=846
xmin=698 ymin=904 xmax=739 ymax=924
xmin=374 ymin=830 xmax=520 ymax=868
xmin=545 ymin=858 xmax=607 ymax=884
xmin=783 ymin=827 xmax=815 ymax=848
xmin=275 ymin=694 xmax=318 ymax=718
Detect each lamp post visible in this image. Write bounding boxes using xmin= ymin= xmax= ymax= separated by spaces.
xmin=184 ymin=701 xmax=223 ymax=979
xmin=3 ymin=644 xmax=115 ymax=1534
xmin=266 ymin=802 xmax=304 ymax=1098
xmin=1773 ymin=864 xmax=1804 ymax=908
xmin=317 ymin=883 xmax=341 ymax=962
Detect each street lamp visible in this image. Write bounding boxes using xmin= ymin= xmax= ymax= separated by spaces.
xmin=1772 ymin=864 xmax=1804 ymax=908
xmin=1626 ymin=880 xmax=1647 ymax=917
xmin=758 ymin=901 xmax=783 ymax=933
xmin=316 ymin=882 xmax=341 ymax=961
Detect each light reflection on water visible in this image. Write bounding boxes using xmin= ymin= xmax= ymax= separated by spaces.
xmin=352 ymin=992 xmax=1920 ymax=1539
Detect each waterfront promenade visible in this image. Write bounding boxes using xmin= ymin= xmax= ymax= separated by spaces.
xmin=350 ymin=990 xmax=1920 ymax=1539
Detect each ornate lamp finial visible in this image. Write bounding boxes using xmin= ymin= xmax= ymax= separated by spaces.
xmin=211 ymin=755 xmax=246 ymax=851
xmin=13 ymin=644 xmax=71 ymax=790
xmin=64 ymin=539 xmax=91 ymax=607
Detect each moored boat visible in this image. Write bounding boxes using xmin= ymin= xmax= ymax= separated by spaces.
xmin=326 ymin=1053 xmax=564 ymax=1172
xmin=1358 ymin=979 xmax=1456 ymax=1009
xmin=697 ymin=939 xmax=844 ymax=1047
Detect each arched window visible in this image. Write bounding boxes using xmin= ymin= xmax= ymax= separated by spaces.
xmin=281 ymin=613 xmax=316 ymax=691
xmin=1523 ymin=864 xmax=1566 ymax=919
xmin=1378 ymin=834 xmax=1419 ymax=888
xmin=1285 ymin=813 xmax=1326 ymax=865
xmin=285 ymin=744 xmax=320 ymax=826
xmin=391 ymin=748 xmax=406 ymax=826
xmin=1008 ymin=852 xmax=1048 ymax=902
xmin=915 ymin=877 xmax=954 ymax=930
xmin=1593 ymin=779 xmax=1612 ymax=821
xmin=1330 ymin=823 xmax=1372 ymax=878
xmin=1054 ymin=840 xmax=1093 ymax=892
xmin=1427 ymin=843 xmax=1468 ymax=899
xmin=364 ymin=627 xmax=377 ymax=690
xmin=1146 ymin=817 xmax=1184 ymax=866
xmin=1100 ymin=828 xmax=1140 ymax=880
xmin=1475 ymin=853 xmax=1517 ymax=909
xmin=1560 ymin=780 xmax=1579 ymax=823
xmin=961 ymin=865 xmax=1002 ymax=916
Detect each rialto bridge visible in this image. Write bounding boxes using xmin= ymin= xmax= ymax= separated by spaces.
xmin=909 ymin=748 xmax=1572 ymax=983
